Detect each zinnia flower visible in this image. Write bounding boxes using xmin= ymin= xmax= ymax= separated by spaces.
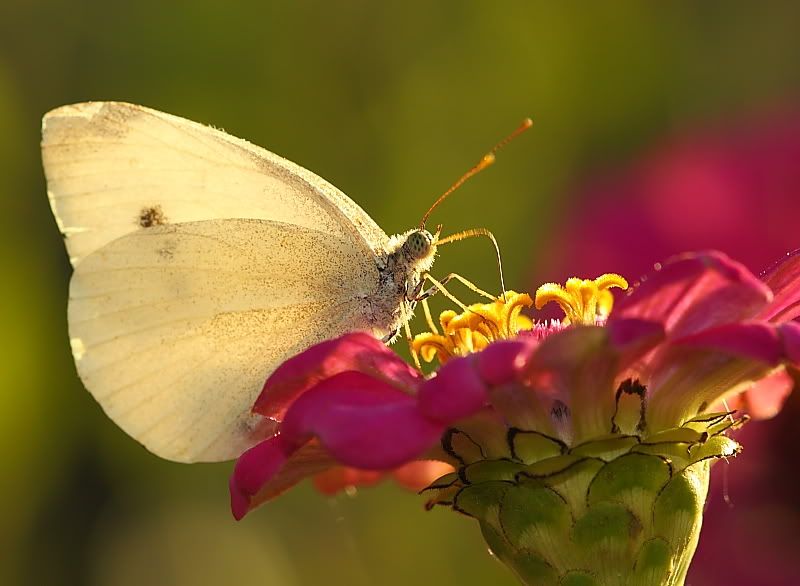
xmin=537 ymin=108 xmax=800 ymax=585
xmin=230 ymin=250 xmax=800 ymax=585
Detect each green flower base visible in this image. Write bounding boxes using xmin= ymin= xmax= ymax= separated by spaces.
xmin=424 ymin=412 xmax=742 ymax=586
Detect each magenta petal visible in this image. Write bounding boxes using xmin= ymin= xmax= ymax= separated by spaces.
xmin=613 ymin=251 xmax=772 ymax=337
xmin=648 ymin=321 xmax=798 ymax=429
xmin=254 ymin=333 xmax=421 ymax=419
xmin=418 ymin=357 xmax=490 ymax=423
xmin=230 ymin=439 xmax=338 ymax=520
xmin=475 ymin=339 xmax=537 ymax=386
xmin=673 ymin=322 xmax=783 ymax=365
xmin=758 ymin=248 xmax=800 ymax=322
xmin=230 ymin=437 xmax=290 ymax=520
xmin=606 ymin=318 xmax=666 ymax=363
xmin=723 ymin=369 xmax=795 ymax=420
xmin=281 ymin=371 xmax=444 ymax=469
xmin=780 ymin=321 xmax=800 ymax=365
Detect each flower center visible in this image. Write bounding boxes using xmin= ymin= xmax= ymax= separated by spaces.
xmin=412 ymin=291 xmax=533 ymax=364
xmin=534 ymin=273 xmax=628 ymax=325
xmin=412 ymin=275 xmax=628 ymax=365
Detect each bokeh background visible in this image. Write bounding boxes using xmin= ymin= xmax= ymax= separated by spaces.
xmin=2 ymin=2 xmax=800 ymax=585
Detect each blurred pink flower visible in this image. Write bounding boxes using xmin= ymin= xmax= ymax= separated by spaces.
xmin=540 ymin=108 xmax=800 ymax=282
xmin=535 ymin=108 xmax=800 ymax=585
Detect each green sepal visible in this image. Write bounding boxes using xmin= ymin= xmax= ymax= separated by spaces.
xmin=499 ymin=483 xmax=571 ymax=550
xmin=570 ymin=434 xmax=640 ymax=460
xmin=640 ymin=427 xmax=706 ymax=446
xmin=453 ymin=480 xmax=511 ymax=520
xmin=481 ymin=521 xmax=559 ymax=586
xmin=509 ymin=429 xmax=566 ymax=464
xmin=520 ymin=454 xmax=587 ymax=479
xmin=462 ymin=459 xmax=527 ymax=484
xmin=632 ymin=538 xmax=674 ymax=585
xmin=687 ymin=435 xmax=740 ymax=465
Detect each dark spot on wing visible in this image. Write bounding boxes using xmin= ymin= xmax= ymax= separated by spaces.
xmin=138 ymin=205 xmax=167 ymax=228
xmin=87 ymin=103 xmax=142 ymax=138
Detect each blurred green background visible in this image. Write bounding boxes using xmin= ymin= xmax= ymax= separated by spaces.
xmin=2 ymin=2 xmax=800 ymax=585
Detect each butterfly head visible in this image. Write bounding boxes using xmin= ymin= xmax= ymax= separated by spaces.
xmin=402 ymin=229 xmax=436 ymax=261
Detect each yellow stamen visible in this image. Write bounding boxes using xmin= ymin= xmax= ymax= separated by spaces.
xmin=412 ymin=291 xmax=534 ymax=365
xmin=534 ymin=273 xmax=628 ymax=325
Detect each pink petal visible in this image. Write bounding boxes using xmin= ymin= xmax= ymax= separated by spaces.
xmin=613 ymin=251 xmax=772 ymax=337
xmin=230 ymin=439 xmax=338 ymax=520
xmin=719 ymin=368 xmax=795 ymax=420
xmin=253 ymin=333 xmax=421 ymax=419
xmin=674 ymin=321 xmax=783 ymax=365
xmin=475 ymin=339 xmax=538 ymax=386
xmin=280 ymin=371 xmax=444 ymax=469
xmin=758 ymin=248 xmax=800 ymax=322
xmin=606 ymin=318 xmax=667 ymax=364
xmin=418 ymin=358 xmax=490 ymax=424
xmin=779 ymin=320 xmax=800 ymax=365
xmin=648 ymin=321 xmax=798 ymax=429
xmin=391 ymin=460 xmax=455 ymax=491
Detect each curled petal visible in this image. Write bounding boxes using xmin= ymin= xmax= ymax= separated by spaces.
xmin=674 ymin=320 xmax=800 ymax=366
xmin=392 ymin=460 xmax=456 ymax=491
xmin=648 ymin=321 xmax=799 ymax=429
xmin=758 ymin=248 xmax=800 ymax=322
xmin=613 ymin=251 xmax=772 ymax=337
xmin=673 ymin=321 xmax=784 ymax=365
xmin=280 ymin=371 xmax=444 ymax=469
xmin=780 ymin=320 xmax=800 ymax=365
xmin=418 ymin=358 xmax=490 ymax=424
xmin=475 ymin=339 xmax=538 ymax=386
xmin=254 ymin=333 xmax=421 ymax=419
xmin=606 ymin=318 xmax=667 ymax=364
xmin=230 ymin=438 xmax=336 ymax=520
xmin=720 ymin=368 xmax=795 ymax=420
xmin=231 ymin=369 xmax=452 ymax=519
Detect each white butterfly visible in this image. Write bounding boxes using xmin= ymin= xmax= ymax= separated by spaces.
xmin=42 ymin=102 xmax=440 ymax=463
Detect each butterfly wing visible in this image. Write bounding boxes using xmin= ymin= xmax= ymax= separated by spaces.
xmin=69 ymin=218 xmax=381 ymax=462
xmin=42 ymin=101 xmax=388 ymax=266
xmin=42 ymin=102 xmax=394 ymax=462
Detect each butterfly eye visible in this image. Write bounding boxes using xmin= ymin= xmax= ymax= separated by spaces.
xmin=403 ymin=230 xmax=433 ymax=259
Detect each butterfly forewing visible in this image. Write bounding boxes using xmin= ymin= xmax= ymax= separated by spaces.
xmin=42 ymin=101 xmax=388 ymax=266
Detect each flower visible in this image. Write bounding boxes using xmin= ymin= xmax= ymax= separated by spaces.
xmin=230 ymin=250 xmax=800 ymax=585
xmin=536 ymin=110 xmax=800 ymax=585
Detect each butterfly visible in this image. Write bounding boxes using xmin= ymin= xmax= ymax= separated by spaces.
xmin=42 ymin=102 xmax=450 ymax=462
xmin=43 ymin=102 xmax=529 ymax=464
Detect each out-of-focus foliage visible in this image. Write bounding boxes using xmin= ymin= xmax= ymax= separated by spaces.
xmin=1 ymin=2 xmax=799 ymax=585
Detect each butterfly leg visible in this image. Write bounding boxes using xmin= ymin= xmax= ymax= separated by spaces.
xmin=398 ymin=296 xmax=423 ymax=371
xmin=414 ymin=273 xmax=500 ymax=334
xmin=413 ymin=273 xmax=497 ymax=304
xmin=381 ymin=328 xmax=401 ymax=344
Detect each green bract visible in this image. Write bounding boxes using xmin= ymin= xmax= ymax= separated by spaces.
xmin=424 ymin=401 xmax=743 ymax=586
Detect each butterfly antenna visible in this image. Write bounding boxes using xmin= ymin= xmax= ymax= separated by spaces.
xmin=419 ymin=118 xmax=533 ymax=229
